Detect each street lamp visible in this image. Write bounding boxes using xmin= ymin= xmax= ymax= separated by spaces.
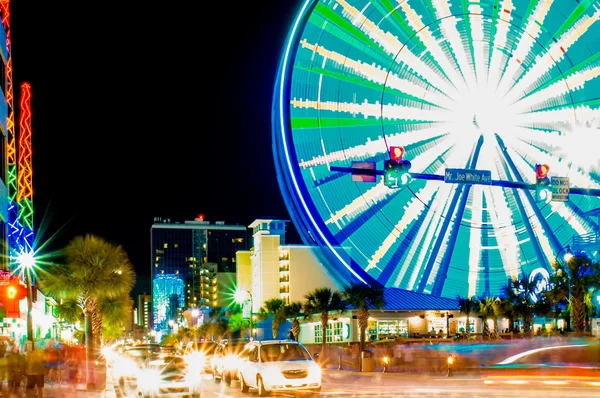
xmin=235 ymin=290 xmax=254 ymax=340
xmin=16 ymin=251 xmax=35 ymax=343
xmin=556 ymin=245 xmax=573 ymax=266
xmin=191 ymin=308 xmax=199 ymax=350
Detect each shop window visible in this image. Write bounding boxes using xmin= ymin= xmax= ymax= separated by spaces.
xmin=367 ymin=320 xmax=408 ymax=341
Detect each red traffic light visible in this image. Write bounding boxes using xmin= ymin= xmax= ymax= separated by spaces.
xmin=2 ymin=277 xmax=27 ymax=301
xmin=389 ymin=146 xmax=405 ymax=162
xmin=535 ymin=164 xmax=549 ymax=179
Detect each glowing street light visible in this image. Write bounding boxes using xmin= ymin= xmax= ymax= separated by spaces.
xmin=16 ymin=251 xmax=35 ymax=343
xmin=235 ymin=289 xmax=254 ymax=339
xmin=191 ymin=308 xmax=200 ymax=350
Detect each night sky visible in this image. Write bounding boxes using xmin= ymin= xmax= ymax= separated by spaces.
xmin=8 ymin=1 xmax=304 ymax=297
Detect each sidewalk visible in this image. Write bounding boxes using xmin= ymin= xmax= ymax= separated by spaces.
xmin=323 ymin=367 xmax=481 ymax=381
xmin=41 ymin=367 xmax=118 ymax=398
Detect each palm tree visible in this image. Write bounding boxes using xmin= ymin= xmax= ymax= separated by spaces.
xmin=457 ymin=296 xmax=478 ymax=339
xmin=283 ymin=301 xmax=303 ymax=340
xmin=100 ymin=293 xmax=132 ymax=344
xmin=543 ymin=271 xmax=569 ymax=332
xmin=260 ymin=298 xmax=286 ymax=339
xmin=38 ymin=234 xmax=135 ymax=390
xmin=342 ymin=282 xmax=385 ymax=352
xmin=478 ymin=297 xmax=501 ymax=339
xmin=303 ymin=287 xmax=345 ymax=355
xmin=504 ymin=275 xmax=537 ymax=335
xmin=556 ymin=253 xmax=600 ymax=335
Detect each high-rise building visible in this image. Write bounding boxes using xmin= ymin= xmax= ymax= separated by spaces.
xmin=151 ymin=216 xmax=248 ymax=331
xmin=137 ymin=294 xmax=152 ymax=330
xmin=237 ymin=219 xmax=340 ymax=314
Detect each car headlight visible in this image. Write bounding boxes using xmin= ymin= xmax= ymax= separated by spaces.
xmin=309 ymin=362 xmax=322 ymax=378
xmin=137 ymin=368 xmax=161 ymax=391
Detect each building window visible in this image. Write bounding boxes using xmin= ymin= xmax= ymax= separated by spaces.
xmin=314 ymin=323 xmax=343 ymax=343
xmin=333 ymin=322 xmax=344 ymax=342
xmin=314 ymin=325 xmax=323 ymax=343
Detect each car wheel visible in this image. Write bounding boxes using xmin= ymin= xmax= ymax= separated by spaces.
xmin=257 ymin=375 xmax=270 ymax=397
xmin=225 ymin=370 xmax=232 ymax=386
xmin=239 ymin=373 xmax=249 ymax=393
xmin=213 ymin=368 xmax=220 ymax=383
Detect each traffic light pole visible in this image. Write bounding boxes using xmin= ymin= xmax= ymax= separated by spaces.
xmin=329 ymin=166 xmax=600 ymax=197
xmin=25 ymin=269 xmax=33 ymax=342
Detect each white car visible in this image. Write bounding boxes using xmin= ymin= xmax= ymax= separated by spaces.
xmin=237 ymin=340 xmax=321 ymax=396
xmin=134 ymin=355 xmax=201 ymax=398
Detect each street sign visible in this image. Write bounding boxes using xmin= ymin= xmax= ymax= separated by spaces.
xmin=0 ymin=271 xmax=11 ymax=286
xmin=351 ymin=161 xmax=377 ymax=182
xmin=242 ymin=300 xmax=251 ymax=320
xmin=551 ymin=177 xmax=570 ymax=202
xmin=444 ymin=168 xmax=492 ymax=185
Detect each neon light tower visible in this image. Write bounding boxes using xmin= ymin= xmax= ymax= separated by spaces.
xmin=17 ymin=82 xmax=33 ymax=251
xmin=0 ymin=1 xmax=25 ymax=268
xmin=0 ymin=2 xmax=35 ymax=267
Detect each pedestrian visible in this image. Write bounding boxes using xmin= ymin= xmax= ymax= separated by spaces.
xmin=287 ymin=330 xmax=295 ymax=341
xmin=25 ymin=341 xmax=46 ymax=398
xmin=0 ymin=343 xmax=7 ymax=396
xmin=6 ymin=344 xmax=24 ymax=398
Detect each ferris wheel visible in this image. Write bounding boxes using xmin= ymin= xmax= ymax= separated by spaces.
xmin=272 ymin=0 xmax=600 ymax=300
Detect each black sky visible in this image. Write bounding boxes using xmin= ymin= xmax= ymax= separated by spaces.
xmin=8 ymin=1 xmax=304 ymax=296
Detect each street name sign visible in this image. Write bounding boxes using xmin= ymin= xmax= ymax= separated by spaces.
xmin=551 ymin=177 xmax=570 ymax=202
xmin=0 ymin=271 xmax=11 ymax=285
xmin=444 ymin=168 xmax=492 ymax=185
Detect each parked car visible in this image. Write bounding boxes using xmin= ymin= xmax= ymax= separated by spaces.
xmin=211 ymin=338 xmax=249 ymax=385
xmin=237 ymin=340 xmax=321 ymax=396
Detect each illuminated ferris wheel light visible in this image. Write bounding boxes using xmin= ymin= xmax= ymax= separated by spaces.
xmin=273 ymin=0 xmax=600 ymax=299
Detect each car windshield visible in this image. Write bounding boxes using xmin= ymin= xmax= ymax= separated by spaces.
xmin=224 ymin=341 xmax=249 ymax=355
xmin=186 ymin=342 xmax=216 ymax=358
xmin=260 ymin=343 xmax=311 ymax=362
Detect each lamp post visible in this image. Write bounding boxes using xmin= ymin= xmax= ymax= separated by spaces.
xmin=235 ymin=290 xmax=254 ymax=340
xmin=191 ymin=308 xmax=199 ymax=350
xmin=17 ymin=251 xmax=35 ymax=343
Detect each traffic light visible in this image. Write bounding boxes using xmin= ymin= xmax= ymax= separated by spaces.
xmin=4 ymin=277 xmax=27 ymax=301
xmin=384 ymin=146 xmax=412 ymax=188
xmin=535 ymin=163 xmax=550 ymax=202
xmin=1 ymin=277 xmax=27 ymax=318
xmin=389 ymin=146 xmax=405 ymax=162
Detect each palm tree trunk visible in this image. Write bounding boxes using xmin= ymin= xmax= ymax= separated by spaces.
xmin=85 ymin=310 xmax=95 ymax=390
xmin=465 ymin=315 xmax=470 ymax=340
xmin=320 ymin=312 xmax=328 ymax=356
xmin=357 ymin=307 xmax=369 ymax=353
xmin=482 ymin=318 xmax=490 ymax=339
xmin=93 ymin=307 xmax=102 ymax=351
xmin=492 ymin=318 xmax=498 ymax=339
xmin=292 ymin=319 xmax=300 ymax=340
xmin=572 ymin=293 xmax=586 ymax=335
xmin=272 ymin=318 xmax=280 ymax=340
